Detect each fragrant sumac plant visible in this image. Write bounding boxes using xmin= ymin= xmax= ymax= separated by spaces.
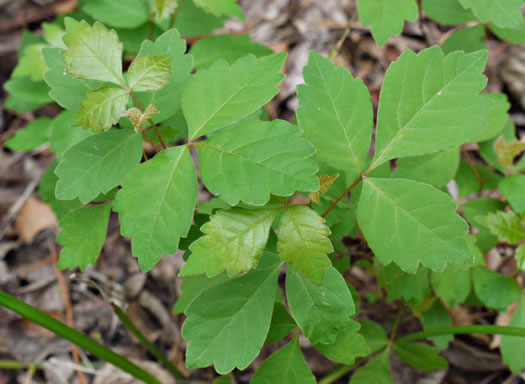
xmin=3 ymin=0 xmax=525 ymax=383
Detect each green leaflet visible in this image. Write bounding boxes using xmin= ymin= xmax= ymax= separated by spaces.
xmin=515 ymin=243 xmax=525 ymax=271
xmin=296 ymin=51 xmax=372 ymax=179
xmin=193 ymin=0 xmax=244 ymax=20
xmin=182 ymin=53 xmax=287 ymax=140
xmin=422 ymin=0 xmax=476 ymax=25
xmin=113 ymin=146 xmax=198 ymax=272
xmin=490 ymin=22 xmax=525 ymax=44
xmin=441 ymin=25 xmax=486 ymax=55
xmin=314 ymin=320 xmax=370 ymax=364
xmin=392 ymin=341 xmax=448 ymax=371
xmin=356 ymin=0 xmax=418 ymax=46
xmin=127 ymin=55 xmax=172 ymax=92
xmin=480 ymin=211 xmax=525 ymax=244
xmin=390 ymin=147 xmax=460 ymax=187
xmin=461 ymin=197 xmax=505 ymax=253
xmin=277 ymin=205 xmax=333 ymax=285
xmin=473 ymin=267 xmax=521 ymax=310
xmin=168 ymin=0 xmax=226 ymax=37
xmin=57 ymin=203 xmax=112 ymax=270
xmin=55 ymin=130 xmax=142 ymax=204
xmin=471 ymin=93 xmax=511 ymax=142
xmin=251 ymin=335 xmax=316 ymax=384
xmin=180 ymin=208 xmax=278 ymax=277
xmin=135 ymin=29 xmax=193 ymax=123
xmin=421 ymin=300 xmax=453 ymax=350
xmin=196 ymin=119 xmax=319 ymax=206
xmin=80 ymin=0 xmax=149 ymax=29
xmin=76 ymin=87 xmax=129 ymax=132
xmin=358 ymin=319 xmax=388 ymax=353
xmin=459 ymin=0 xmax=525 ymax=28
xmin=431 ymin=267 xmax=471 ymax=307
xmin=286 ymin=266 xmax=355 ymax=345
xmin=349 ymin=350 xmax=393 ymax=384
xmin=48 ymin=111 xmax=92 ymax=158
xmin=357 ymin=178 xmax=472 ymax=273
xmin=152 ymin=0 xmax=178 ymax=22
xmin=5 ymin=117 xmax=52 ymax=152
xmin=499 ymin=175 xmax=525 ymax=213
xmin=182 ymin=256 xmax=281 ymax=374
xmin=3 ymin=77 xmax=53 ymax=112
xmin=12 ymin=44 xmax=48 ymax=81
xmin=455 ymin=162 xmax=502 ymax=201
xmin=42 ymin=48 xmax=104 ymax=111
xmin=380 ymin=265 xmax=431 ymax=305
xmin=371 ymin=46 xmax=490 ymax=169
xmin=40 ymin=161 xmax=82 ymax=220
xmin=190 ymin=34 xmax=272 ymax=69
xmin=501 ymin=295 xmax=525 ymax=373
xmin=173 ymin=273 xmax=228 ymax=314
xmin=265 ymin=302 xmax=297 ymax=344
xmin=62 ymin=18 xmax=125 ymax=86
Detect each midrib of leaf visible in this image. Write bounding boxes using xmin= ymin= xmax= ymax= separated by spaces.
xmin=312 ymin=57 xmax=364 ymax=174
xmin=369 ymin=50 xmax=484 ymax=172
xmin=284 ymin=207 xmax=321 ymax=259
xmin=281 ymin=338 xmax=300 ymax=381
xmin=61 ymin=133 xmax=138 ymax=192
xmin=189 ymin=59 xmax=279 ymax=140
xmin=87 ymin=89 xmax=128 ymax=115
xmin=195 ymin=143 xmax=307 ymax=183
xmin=130 ymin=60 xmax=169 ymax=91
xmin=193 ymin=262 xmax=282 ymax=360
xmin=216 ymin=209 xmax=279 ymax=245
xmin=77 ymin=33 xmax=125 ymax=88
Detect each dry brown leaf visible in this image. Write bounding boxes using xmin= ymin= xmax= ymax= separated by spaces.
xmin=15 ymin=198 xmax=57 ymax=243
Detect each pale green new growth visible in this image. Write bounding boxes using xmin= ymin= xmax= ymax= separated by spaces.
xmin=180 ymin=208 xmax=278 ymax=277
xmin=182 ymin=53 xmax=287 ymax=140
xmin=152 ymin=0 xmax=178 ymax=22
xmin=127 ymin=55 xmax=172 ymax=92
xmin=196 ymin=119 xmax=319 ymax=206
xmin=372 ymin=46 xmax=490 ymax=169
xmin=122 ymin=104 xmax=159 ymax=131
xmin=62 ymin=18 xmax=125 ymax=86
xmin=55 ymin=130 xmax=142 ymax=204
xmin=77 ymin=87 xmax=129 ymax=132
xmin=277 ymin=206 xmax=333 ymax=285
xmin=113 ymin=147 xmax=198 ymax=272
xmin=297 ymin=51 xmax=372 ymax=179
xmin=57 ymin=203 xmax=111 ymax=270
xmin=481 ymin=211 xmax=525 ymax=244
xmin=286 ymin=267 xmax=355 ymax=345
xmin=459 ymin=0 xmax=525 ymax=28
xmin=357 ymin=178 xmax=473 ymax=273
xmin=182 ymin=257 xmax=281 ymax=374
xmin=251 ymin=336 xmax=316 ymax=384
xmin=357 ymin=0 xmax=418 ymax=46
xmin=194 ymin=0 xmax=244 ymax=20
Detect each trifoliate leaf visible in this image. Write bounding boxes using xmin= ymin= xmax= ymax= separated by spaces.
xmin=356 ymin=0 xmax=418 ymax=46
xmin=441 ymin=25 xmax=486 ymax=55
xmin=431 ymin=267 xmax=471 ymax=307
xmin=135 ymin=29 xmax=193 ymax=123
xmin=80 ymin=0 xmax=149 ymax=29
xmin=77 ymin=87 xmax=129 ymax=132
xmin=42 ymin=48 xmax=104 ymax=111
xmin=349 ymin=350 xmax=393 ymax=384
xmin=459 ymin=0 xmax=525 ymax=28
xmin=196 ymin=119 xmax=319 ymax=206
xmin=180 ymin=208 xmax=279 ymax=277
xmin=55 ymin=130 xmax=142 ymax=204
xmin=193 ymin=0 xmax=244 ymax=20
xmin=297 ymin=51 xmax=372 ymax=179
xmin=56 ymin=203 xmax=111 ymax=270
xmin=265 ymin=302 xmax=297 ymax=344
xmin=122 ymin=104 xmax=159 ymax=131
xmin=358 ymin=319 xmax=388 ymax=353
xmin=372 ymin=47 xmax=490 ymax=169
xmin=494 ymin=135 xmax=525 ymax=168
xmin=182 ymin=257 xmax=281 ymax=373
xmin=501 ymin=295 xmax=525 ymax=373
xmin=5 ymin=117 xmax=51 ymax=151
xmin=422 ymin=0 xmax=476 ymax=25
xmin=314 ymin=320 xmax=370 ymax=364
xmin=392 ymin=342 xmax=448 ymax=371
xmin=190 ymin=34 xmax=272 ymax=69
xmin=127 ymin=55 xmax=171 ymax=92
xmin=471 ymin=93 xmax=511 ymax=142
xmin=286 ymin=266 xmax=355 ymax=344
xmin=473 ymin=266 xmax=521 ymax=310
xmin=62 ymin=18 xmax=125 ymax=86
xmin=173 ymin=273 xmax=228 ymax=314
xmin=183 ymin=53 xmax=286 ymax=140
xmin=421 ymin=300 xmax=453 ymax=350
xmin=516 ymin=243 xmax=525 ymax=271
xmin=357 ymin=178 xmax=472 ymax=273
xmin=391 ymin=147 xmax=459 ymax=188
xmin=251 ymin=335 xmax=316 ymax=384
xmin=277 ymin=206 xmax=333 ymax=285
xmin=499 ymin=175 xmax=525 ymax=213
xmin=480 ymin=211 xmax=525 ymax=244
xmin=113 ymin=146 xmax=198 ymax=272
xmin=48 ymin=111 xmax=92 ymax=158
xmin=152 ymin=0 xmax=178 ymax=22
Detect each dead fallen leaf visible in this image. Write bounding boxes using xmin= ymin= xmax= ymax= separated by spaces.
xmin=15 ymin=198 xmax=57 ymax=243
